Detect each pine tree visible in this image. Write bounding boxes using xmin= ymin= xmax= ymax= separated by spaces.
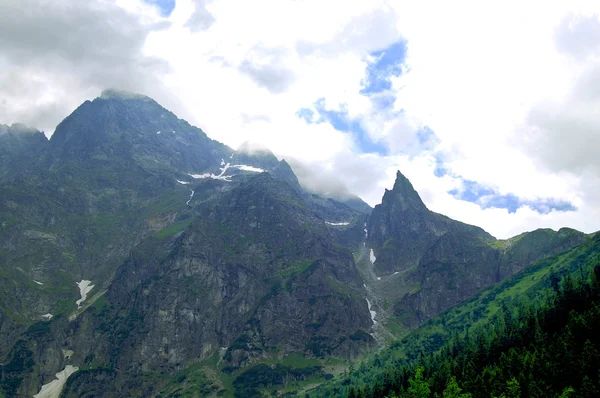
xmin=442 ymin=377 xmax=471 ymax=398
xmin=407 ymin=367 xmax=430 ymax=398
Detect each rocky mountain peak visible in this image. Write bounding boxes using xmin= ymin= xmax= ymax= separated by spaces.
xmin=46 ymin=90 xmax=230 ymax=174
xmin=0 ymin=123 xmax=43 ymax=136
xmin=381 ymin=170 xmax=427 ymax=212
xmin=99 ymin=88 xmax=152 ymax=101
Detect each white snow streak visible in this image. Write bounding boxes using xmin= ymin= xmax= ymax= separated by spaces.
xmin=188 ymin=162 xmax=232 ymax=182
xmin=369 ymin=249 xmax=376 ymax=264
xmin=188 ymin=172 xmax=211 ymax=179
xmin=394 ymin=271 xmax=399 ymax=275
xmin=176 ymin=180 xmax=190 ymax=185
xmin=186 ymin=190 xmax=195 ymax=206
xmin=232 ymin=164 xmax=265 ymax=173
xmin=75 ymin=280 xmax=94 ymax=309
xmin=220 ymin=158 xmax=225 ymax=166
xmin=34 ymin=280 xmax=44 ymax=285
xmin=366 ymin=298 xmax=377 ymax=326
xmin=325 ymin=221 xmax=350 ymax=226
xmin=41 ymin=313 xmax=53 ymax=320
xmin=33 ymin=365 xmax=79 ymax=398
xmin=364 ymin=223 xmax=368 ymax=238
xmin=156 ymin=130 xmax=161 ymax=135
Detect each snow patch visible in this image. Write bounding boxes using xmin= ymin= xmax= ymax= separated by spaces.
xmin=232 ymin=164 xmax=265 ymax=173
xmin=366 ymin=298 xmax=377 ymax=326
xmin=33 ymin=365 xmax=79 ymax=398
xmin=369 ymin=249 xmax=376 ymax=264
xmin=377 ymin=277 xmax=381 ymax=280
xmin=394 ymin=271 xmax=399 ymax=275
xmin=176 ymin=179 xmax=190 ymax=185
xmin=363 ymin=283 xmax=367 ymax=288
xmin=75 ymin=280 xmax=94 ymax=309
xmin=364 ymin=223 xmax=368 ymax=238
xmin=186 ymin=190 xmax=195 ymax=206
xmin=34 ymin=280 xmax=44 ymax=285
xmin=41 ymin=313 xmax=53 ymax=320
xmin=156 ymin=130 xmax=161 ymax=135
xmin=188 ymin=172 xmax=211 ymax=179
xmin=188 ymin=162 xmax=232 ymax=182
xmin=220 ymin=158 xmax=225 ymax=166
xmin=325 ymin=221 xmax=350 ymax=226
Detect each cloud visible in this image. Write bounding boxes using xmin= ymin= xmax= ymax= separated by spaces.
xmin=0 ymin=0 xmax=171 ymax=133
xmin=184 ymin=0 xmax=215 ymax=31
xmin=296 ymin=5 xmax=401 ymax=58
xmin=238 ymin=47 xmax=295 ymax=94
xmin=297 ymin=98 xmax=388 ymax=155
xmin=286 ymin=158 xmax=354 ymax=199
xmin=522 ymin=14 xmax=600 ymax=177
xmin=555 ymin=13 xmax=600 ymax=60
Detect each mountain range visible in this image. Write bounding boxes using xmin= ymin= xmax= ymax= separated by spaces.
xmin=0 ymin=90 xmax=592 ymax=397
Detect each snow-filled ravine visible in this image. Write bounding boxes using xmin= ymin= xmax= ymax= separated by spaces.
xmin=75 ymin=280 xmax=94 ymax=309
xmin=366 ymin=298 xmax=377 ymax=326
xmin=189 ymin=162 xmax=232 ymax=181
xmin=325 ymin=221 xmax=350 ymax=226
xmin=41 ymin=313 xmax=53 ymax=320
xmin=186 ymin=190 xmax=195 ymax=206
xmin=369 ymin=248 xmax=376 ymax=264
xmin=176 ymin=179 xmax=190 ymax=185
xmin=33 ymin=365 xmax=79 ymax=398
xmin=231 ymin=164 xmax=264 ymax=173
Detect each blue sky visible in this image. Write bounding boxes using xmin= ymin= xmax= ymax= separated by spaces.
xmin=296 ymin=40 xmax=409 ymax=155
xmin=360 ymin=41 xmax=408 ymax=95
xmin=448 ymin=179 xmax=577 ymax=214
xmin=294 ymin=35 xmax=578 ymax=218
xmin=297 ymin=99 xmax=388 ymax=155
xmin=143 ymin=0 xmax=175 ymax=16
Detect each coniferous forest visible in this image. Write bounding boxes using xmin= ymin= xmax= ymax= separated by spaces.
xmin=343 ymin=263 xmax=600 ymax=398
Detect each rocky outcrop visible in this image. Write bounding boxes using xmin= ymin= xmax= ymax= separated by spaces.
xmin=367 ymin=171 xmax=586 ymax=328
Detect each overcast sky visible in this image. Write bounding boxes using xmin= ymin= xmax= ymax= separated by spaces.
xmin=1 ymin=0 xmax=599 ymax=238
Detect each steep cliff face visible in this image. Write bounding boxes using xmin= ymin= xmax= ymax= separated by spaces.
xmin=0 ymin=123 xmax=48 ymax=181
xmin=49 ymin=173 xmax=373 ymax=395
xmin=368 ymin=171 xmax=492 ymax=275
xmin=366 ymin=172 xmax=586 ymax=328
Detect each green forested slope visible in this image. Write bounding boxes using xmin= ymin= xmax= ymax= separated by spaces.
xmin=312 ymin=233 xmax=600 ymax=397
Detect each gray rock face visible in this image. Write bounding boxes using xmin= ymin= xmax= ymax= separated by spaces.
xmin=0 ymin=123 xmax=48 ymax=181
xmin=368 ymin=171 xmax=492 ymax=275
xmin=56 ymin=173 xmax=372 ymax=396
xmin=367 ymin=171 xmax=586 ymax=328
